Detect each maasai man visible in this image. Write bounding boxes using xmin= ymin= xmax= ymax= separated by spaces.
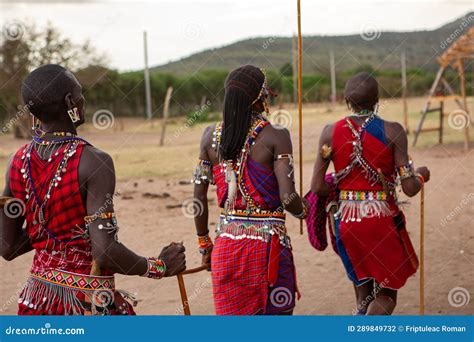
xmin=0 ymin=64 xmax=186 ymax=315
xmin=310 ymin=72 xmax=430 ymax=315
xmin=192 ymin=65 xmax=307 ymax=315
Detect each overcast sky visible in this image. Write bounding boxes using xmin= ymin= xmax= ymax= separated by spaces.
xmin=1 ymin=0 xmax=472 ymax=71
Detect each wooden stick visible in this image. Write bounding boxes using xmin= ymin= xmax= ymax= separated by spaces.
xmin=297 ymin=0 xmax=304 ymax=235
xmin=401 ymin=51 xmax=409 ymax=134
xmin=457 ymin=58 xmax=470 ymax=151
xmin=176 ymin=264 xmax=209 ymax=316
xmin=177 ymin=273 xmax=191 ymax=315
xmin=182 ymin=264 xmax=208 ymax=275
xmin=419 ymin=181 xmax=425 ymax=315
xmin=159 ymin=86 xmax=173 ymax=146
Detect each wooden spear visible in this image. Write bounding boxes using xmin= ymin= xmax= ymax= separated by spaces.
xmin=296 ymin=0 xmax=304 ymax=235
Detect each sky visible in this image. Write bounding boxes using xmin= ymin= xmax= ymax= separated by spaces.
xmin=0 ymin=0 xmax=473 ymax=71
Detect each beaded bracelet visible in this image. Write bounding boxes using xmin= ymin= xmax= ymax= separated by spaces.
xmin=198 ymin=234 xmax=213 ymax=255
xmin=397 ymin=160 xmax=415 ymax=180
xmin=142 ymin=257 xmax=166 ymax=279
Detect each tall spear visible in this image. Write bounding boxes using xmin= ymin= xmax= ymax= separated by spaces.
xmin=296 ymin=0 xmax=304 ymax=235
xmin=419 ymin=178 xmax=425 ymax=315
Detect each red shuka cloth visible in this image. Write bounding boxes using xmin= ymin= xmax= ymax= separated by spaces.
xmin=211 ymin=146 xmax=296 ymax=315
xmin=331 ymin=117 xmax=418 ymax=289
xmin=9 ymin=142 xmax=124 ymax=315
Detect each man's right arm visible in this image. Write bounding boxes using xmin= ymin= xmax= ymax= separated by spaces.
xmin=82 ymin=146 xmax=185 ymax=276
xmin=389 ymin=122 xmax=430 ymax=197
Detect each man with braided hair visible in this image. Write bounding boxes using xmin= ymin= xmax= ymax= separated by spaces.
xmin=0 ymin=64 xmax=186 ymax=315
xmin=192 ymin=65 xmax=307 ymax=315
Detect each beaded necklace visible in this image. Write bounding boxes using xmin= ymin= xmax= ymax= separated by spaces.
xmin=20 ymin=135 xmax=90 ymax=251
xmin=333 ymin=113 xmax=396 ymax=188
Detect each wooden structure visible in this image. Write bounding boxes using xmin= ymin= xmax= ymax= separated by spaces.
xmin=413 ymin=27 xmax=473 ymax=150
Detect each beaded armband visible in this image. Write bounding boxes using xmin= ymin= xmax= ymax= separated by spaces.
xmin=198 ymin=234 xmax=213 ymax=255
xmin=192 ymin=159 xmax=214 ymax=185
xmin=142 ymin=257 xmax=166 ymax=279
xmin=84 ymin=212 xmax=120 ymax=242
xmin=275 ymin=154 xmax=294 ymax=179
xmin=84 ymin=212 xmax=116 ymax=224
xmin=397 ymin=160 xmax=415 ymax=180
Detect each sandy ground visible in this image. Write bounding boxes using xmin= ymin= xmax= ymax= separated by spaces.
xmin=0 ymin=98 xmax=473 ymax=315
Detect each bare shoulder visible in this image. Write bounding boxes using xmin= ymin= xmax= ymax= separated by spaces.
xmin=80 ymin=145 xmax=114 ymax=175
xmin=382 ymin=120 xmax=406 ymax=143
xmin=201 ymin=123 xmax=217 ymax=147
xmin=265 ymin=124 xmax=291 ymax=141
xmin=320 ymin=123 xmax=335 ymax=144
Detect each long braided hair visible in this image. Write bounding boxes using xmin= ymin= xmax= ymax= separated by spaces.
xmin=219 ymin=65 xmax=266 ymax=161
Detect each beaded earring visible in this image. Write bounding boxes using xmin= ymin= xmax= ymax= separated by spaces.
xmin=31 ymin=115 xmax=45 ymax=137
xmin=67 ymin=107 xmax=80 ymax=123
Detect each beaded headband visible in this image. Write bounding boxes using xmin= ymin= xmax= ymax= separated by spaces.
xmin=251 ymin=69 xmax=272 ymax=105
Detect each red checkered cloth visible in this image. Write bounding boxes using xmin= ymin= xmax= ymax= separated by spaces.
xmin=304 ymin=173 xmax=339 ymax=254
xmin=211 ymin=237 xmax=269 ymax=315
xmin=9 ymin=142 xmax=103 ymax=315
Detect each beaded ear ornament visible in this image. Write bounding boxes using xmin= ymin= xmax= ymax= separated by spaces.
xmin=251 ymin=69 xmax=277 ymax=114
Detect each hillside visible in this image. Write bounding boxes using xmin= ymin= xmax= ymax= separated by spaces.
xmin=152 ymin=12 xmax=474 ymax=75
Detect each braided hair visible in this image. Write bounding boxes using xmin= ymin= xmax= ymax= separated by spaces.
xmin=220 ymin=65 xmax=265 ymax=161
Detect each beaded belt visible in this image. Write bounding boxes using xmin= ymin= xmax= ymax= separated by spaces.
xmin=339 ymin=190 xmax=396 ymax=201
xmin=31 ymin=269 xmax=115 ymax=291
xmin=220 ymin=209 xmax=286 ymax=222
xmin=217 ymin=211 xmax=290 ymax=248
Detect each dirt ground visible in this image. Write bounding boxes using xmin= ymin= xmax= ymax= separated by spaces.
xmin=0 ymin=98 xmax=473 ymax=315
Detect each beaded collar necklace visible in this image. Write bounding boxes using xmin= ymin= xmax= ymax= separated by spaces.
xmin=333 ymin=112 xmax=396 ymax=188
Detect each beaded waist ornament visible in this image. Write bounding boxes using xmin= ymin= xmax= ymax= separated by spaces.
xmin=19 ymin=269 xmax=115 ymax=315
xmin=337 ymin=189 xmax=396 ymax=223
xmin=216 ymin=210 xmax=291 ymax=248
